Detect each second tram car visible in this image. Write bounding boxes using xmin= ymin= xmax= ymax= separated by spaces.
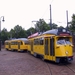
xmin=5 ymin=38 xmax=29 ymax=52
xmin=28 ymin=28 xmax=73 ymax=63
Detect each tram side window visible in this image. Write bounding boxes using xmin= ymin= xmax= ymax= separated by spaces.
xmin=34 ymin=38 xmax=44 ymax=45
xmin=11 ymin=42 xmax=13 ymax=45
xmin=34 ymin=39 xmax=40 ymax=45
xmin=12 ymin=42 xmax=15 ymax=45
xmin=40 ymin=38 xmax=44 ymax=45
xmin=20 ymin=41 xmax=23 ymax=45
xmin=34 ymin=39 xmax=37 ymax=45
xmin=25 ymin=41 xmax=29 ymax=45
xmin=40 ymin=40 xmax=43 ymax=45
xmin=5 ymin=42 xmax=8 ymax=45
xmin=15 ymin=42 xmax=17 ymax=45
xmin=28 ymin=41 xmax=30 ymax=45
xmin=11 ymin=42 xmax=16 ymax=45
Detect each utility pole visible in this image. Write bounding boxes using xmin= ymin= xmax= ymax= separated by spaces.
xmin=50 ymin=4 xmax=52 ymax=29
xmin=0 ymin=16 xmax=5 ymax=51
xmin=66 ymin=10 xmax=68 ymax=30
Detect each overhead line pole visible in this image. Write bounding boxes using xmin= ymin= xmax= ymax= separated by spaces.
xmin=50 ymin=4 xmax=52 ymax=29
xmin=66 ymin=10 xmax=68 ymax=30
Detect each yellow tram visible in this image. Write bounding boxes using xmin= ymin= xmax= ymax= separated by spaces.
xmin=28 ymin=28 xmax=73 ymax=63
xmin=5 ymin=38 xmax=29 ymax=52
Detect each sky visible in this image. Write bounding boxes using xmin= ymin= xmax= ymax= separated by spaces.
xmin=0 ymin=0 xmax=75 ymax=31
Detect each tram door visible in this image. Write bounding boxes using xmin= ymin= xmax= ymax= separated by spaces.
xmin=45 ymin=37 xmax=55 ymax=60
xmin=30 ymin=40 xmax=33 ymax=54
xmin=45 ymin=38 xmax=49 ymax=55
xmin=50 ymin=37 xmax=55 ymax=61
xmin=18 ymin=42 xmax=20 ymax=50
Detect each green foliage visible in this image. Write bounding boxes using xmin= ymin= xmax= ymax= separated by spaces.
xmin=35 ymin=19 xmax=50 ymax=32
xmin=58 ymin=26 xmax=64 ymax=28
xmin=9 ymin=29 xmax=15 ymax=38
xmin=9 ymin=25 xmax=27 ymax=39
xmin=1 ymin=28 xmax=9 ymax=44
xmin=52 ymin=23 xmax=58 ymax=29
xmin=69 ymin=14 xmax=75 ymax=33
xmin=1 ymin=19 xmax=65 ymax=45
xmin=26 ymin=27 xmax=36 ymax=37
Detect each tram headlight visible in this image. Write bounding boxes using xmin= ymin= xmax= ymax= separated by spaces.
xmin=65 ymin=51 xmax=68 ymax=55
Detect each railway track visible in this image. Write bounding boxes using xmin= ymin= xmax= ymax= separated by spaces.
xmin=66 ymin=65 xmax=75 ymax=73
xmin=44 ymin=61 xmax=75 ymax=75
xmin=46 ymin=63 xmax=53 ymax=75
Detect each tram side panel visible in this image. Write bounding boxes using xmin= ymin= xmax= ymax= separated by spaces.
xmin=33 ymin=38 xmax=44 ymax=56
xmin=11 ymin=41 xmax=18 ymax=51
xmin=19 ymin=41 xmax=28 ymax=51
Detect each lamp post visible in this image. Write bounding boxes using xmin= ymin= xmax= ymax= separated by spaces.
xmin=0 ymin=16 xmax=5 ymax=51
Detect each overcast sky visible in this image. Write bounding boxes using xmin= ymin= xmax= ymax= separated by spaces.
xmin=0 ymin=0 xmax=75 ymax=31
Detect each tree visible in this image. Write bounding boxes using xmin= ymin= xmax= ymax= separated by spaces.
xmin=58 ymin=26 xmax=64 ymax=28
xmin=35 ymin=19 xmax=50 ymax=32
xmin=1 ymin=28 xmax=9 ymax=45
xmin=51 ymin=23 xmax=58 ymax=29
xmin=69 ymin=14 xmax=75 ymax=34
xmin=26 ymin=27 xmax=36 ymax=37
xmin=9 ymin=25 xmax=27 ymax=38
xmin=9 ymin=29 xmax=15 ymax=39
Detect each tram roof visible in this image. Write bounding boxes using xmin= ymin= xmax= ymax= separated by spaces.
xmin=43 ymin=28 xmax=71 ymax=35
xmin=43 ymin=29 xmax=58 ymax=35
xmin=5 ymin=40 xmax=11 ymax=42
xmin=11 ymin=38 xmax=28 ymax=41
xmin=17 ymin=38 xmax=28 ymax=40
xmin=28 ymin=28 xmax=71 ymax=39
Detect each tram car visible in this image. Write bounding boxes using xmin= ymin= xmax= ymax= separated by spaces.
xmin=28 ymin=28 xmax=73 ymax=63
xmin=5 ymin=38 xmax=29 ymax=52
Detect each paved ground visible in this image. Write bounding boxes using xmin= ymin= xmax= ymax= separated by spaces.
xmin=0 ymin=49 xmax=75 ymax=75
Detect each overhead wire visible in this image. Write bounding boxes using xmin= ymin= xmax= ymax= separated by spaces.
xmin=41 ymin=7 xmax=49 ymax=19
xmin=41 ymin=0 xmax=55 ymax=20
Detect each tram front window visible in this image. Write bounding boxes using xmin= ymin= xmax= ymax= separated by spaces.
xmin=57 ymin=40 xmax=65 ymax=45
xmin=65 ymin=41 xmax=72 ymax=45
xmin=57 ymin=39 xmax=72 ymax=45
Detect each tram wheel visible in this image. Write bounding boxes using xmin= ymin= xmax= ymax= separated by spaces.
xmin=40 ymin=55 xmax=45 ymax=61
xmin=33 ymin=53 xmax=38 ymax=58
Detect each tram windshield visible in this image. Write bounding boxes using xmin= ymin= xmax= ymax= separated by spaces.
xmin=57 ymin=38 xmax=72 ymax=45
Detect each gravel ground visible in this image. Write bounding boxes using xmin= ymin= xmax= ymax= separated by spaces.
xmin=0 ymin=49 xmax=75 ymax=75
